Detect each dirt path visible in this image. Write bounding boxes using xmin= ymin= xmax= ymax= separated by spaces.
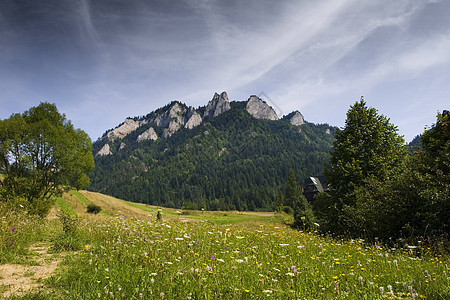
xmin=0 ymin=242 xmax=62 ymax=298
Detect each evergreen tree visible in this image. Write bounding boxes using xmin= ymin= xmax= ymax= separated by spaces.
xmin=285 ymin=169 xmax=316 ymax=230
xmin=284 ymin=169 xmax=301 ymax=209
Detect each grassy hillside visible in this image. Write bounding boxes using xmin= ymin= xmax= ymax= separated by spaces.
xmin=0 ymin=192 xmax=448 ymax=299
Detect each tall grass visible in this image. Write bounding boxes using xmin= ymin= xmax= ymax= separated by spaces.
xmin=0 ymin=203 xmax=49 ymax=264
xmin=49 ymin=216 xmax=449 ymax=299
xmin=2 ymin=193 xmax=449 ymax=299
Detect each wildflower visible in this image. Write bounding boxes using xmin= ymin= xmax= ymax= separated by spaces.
xmin=12 ymin=227 xmax=16 ymax=231
xmin=332 ymin=276 xmax=338 ymax=280
xmin=10 ymin=242 xmax=14 ymax=246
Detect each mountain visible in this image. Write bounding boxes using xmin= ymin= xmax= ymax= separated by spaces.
xmin=89 ymin=92 xmax=335 ymax=211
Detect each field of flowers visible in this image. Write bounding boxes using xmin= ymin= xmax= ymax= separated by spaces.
xmin=51 ymin=215 xmax=449 ymax=299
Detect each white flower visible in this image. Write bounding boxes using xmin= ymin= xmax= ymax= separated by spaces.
xmin=236 ymin=259 xmax=244 ymax=263
xmin=236 ymin=236 xmax=244 ymax=239
xmin=279 ymin=244 xmax=289 ymax=247
xmin=286 ymin=272 xmax=295 ymax=276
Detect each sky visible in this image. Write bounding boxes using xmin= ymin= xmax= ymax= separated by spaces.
xmin=1 ymin=0 xmax=449 ymax=142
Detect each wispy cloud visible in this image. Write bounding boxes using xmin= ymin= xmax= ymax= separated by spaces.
xmin=1 ymin=0 xmax=449 ymax=141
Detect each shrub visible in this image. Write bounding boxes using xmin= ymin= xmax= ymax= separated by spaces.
xmin=86 ymin=203 xmax=101 ymax=214
xmin=281 ymin=205 xmax=294 ymax=215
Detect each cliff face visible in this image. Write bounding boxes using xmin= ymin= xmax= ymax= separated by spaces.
xmin=245 ymin=96 xmax=278 ymax=120
xmin=289 ymin=111 xmax=305 ymax=126
xmin=204 ymin=92 xmax=231 ymax=119
xmin=137 ymin=127 xmax=158 ymax=141
xmin=185 ymin=108 xmax=202 ymax=129
xmin=107 ymin=118 xmax=147 ymax=140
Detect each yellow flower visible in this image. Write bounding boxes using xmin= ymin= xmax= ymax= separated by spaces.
xmin=244 ymin=290 xmax=250 ymax=293
xmin=332 ymin=276 xmax=338 ymax=280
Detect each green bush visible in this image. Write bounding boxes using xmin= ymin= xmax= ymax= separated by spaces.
xmin=86 ymin=203 xmax=101 ymax=214
xmin=281 ymin=205 xmax=294 ymax=215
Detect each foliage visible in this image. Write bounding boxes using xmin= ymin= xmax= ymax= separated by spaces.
xmin=284 ymin=169 xmax=316 ymax=230
xmin=0 ymin=201 xmax=47 ymax=264
xmin=89 ymin=102 xmax=334 ymax=211
xmin=323 ymin=98 xmax=408 ymax=234
xmin=86 ymin=203 xmax=102 ymax=214
xmin=0 ymin=102 xmax=95 ymax=217
xmin=393 ymin=111 xmax=449 ymax=239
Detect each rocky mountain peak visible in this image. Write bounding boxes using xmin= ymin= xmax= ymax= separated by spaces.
xmin=184 ymin=107 xmax=202 ymax=129
xmin=246 ymin=96 xmax=278 ymax=120
xmin=204 ymin=91 xmax=231 ymax=119
xmin=137 ymin=127 xmax=158 ymax=141
xmin=289 ymin=111 xmax=305 ymax=126
xmin=96 ymin=143 xmax=112 ymax=156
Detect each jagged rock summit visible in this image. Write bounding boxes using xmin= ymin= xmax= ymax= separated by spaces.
xmin=289 ymin=111 xmax=305 ymax=126
xmin=246 ymin=96 xmax=278 ymax=120
xmin=94 ymin=91 xmax=309 ymax=156
xmin=204 ymin=92 xmax=231 ymax=119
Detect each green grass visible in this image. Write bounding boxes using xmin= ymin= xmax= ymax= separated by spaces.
xmin=55 ymin=196 xmax=77 ymax=217
xmin=122 ymin=201 xmax=288 ymax=225
xmin=70 ymin=191 xmax=112 ymax=217
xmin=48 ymin=218 xmax=448 ymax=299
xmin=2 ymin=193 xmax=449 ymax=299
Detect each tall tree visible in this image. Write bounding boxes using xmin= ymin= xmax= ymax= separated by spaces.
xmin=323 ymin=98 xmax=407 ymax=233
xmin=284 ymin=169 xmax=301 ymax=209
xmin=285 ymin=169 xmax=316 ymax=230
xmin=0 ymin=102 xmax=94 ymax=216
xmin=396 ymin=110 xmax=450 ymax=238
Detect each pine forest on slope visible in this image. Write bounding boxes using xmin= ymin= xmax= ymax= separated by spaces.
xmin=89 ymin=92 xmax=335 ymax=211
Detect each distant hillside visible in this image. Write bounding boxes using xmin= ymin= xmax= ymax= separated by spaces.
xmin=88 ymin=92 xmax=335 ymax=211
xmin=408 ymin=134 xmax=422 ymax=153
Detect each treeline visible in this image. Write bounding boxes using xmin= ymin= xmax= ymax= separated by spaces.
xmin=89 ymin=103 xmax=335 ymax=211
xmin=292 ymin=100 xmax=449 ymax=247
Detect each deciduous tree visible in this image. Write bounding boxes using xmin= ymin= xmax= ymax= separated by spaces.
xmin=0 ymin=102 xmax=94 ymax=216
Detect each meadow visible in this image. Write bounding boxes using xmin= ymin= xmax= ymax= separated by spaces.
xmin=1 ymin=191 xmax=449 ymax=299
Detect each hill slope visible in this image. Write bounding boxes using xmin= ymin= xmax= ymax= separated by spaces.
xmin=88 ymin=92 xmax=335 ymax=211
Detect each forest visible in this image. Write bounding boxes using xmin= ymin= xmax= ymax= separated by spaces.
xmin=89 ymin=101 xmax=335 ymax=211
